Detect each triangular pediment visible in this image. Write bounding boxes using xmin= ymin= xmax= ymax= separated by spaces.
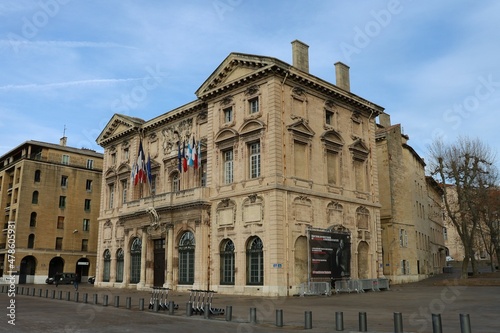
xmin=287 ymin=119 xmax=315 ymax=138
xmin=349 ymin=139 xmax=370 ymax=160
xmin=96 ymin=114 xmax=145 ymax=147
xmin=196 ymin=53 xmax=285 ymax=97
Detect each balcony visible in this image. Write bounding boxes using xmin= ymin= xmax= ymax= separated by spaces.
xmin=120 ymin=187 xmax=210 ymax=216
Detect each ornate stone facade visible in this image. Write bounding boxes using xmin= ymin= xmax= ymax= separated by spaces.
xmin=95 ymin=41 xmax=384 ymax=296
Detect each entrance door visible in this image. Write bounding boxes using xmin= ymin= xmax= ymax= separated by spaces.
xmin=153 ymin=239 xmax=165 ymax=287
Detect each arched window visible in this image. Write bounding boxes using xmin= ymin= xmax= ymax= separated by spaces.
xmin=27 ymin=234 xmax=35 ymax=249
xmin=30 ymin=212 xmax=37 ymax=227
xmin=130 ymin=238 xmax=142 ymax=284
xmin=246 ymin=237 xmax=263 ymax=285
xmin=178 ymin=231 xmax=195 ymax=284
xmin=116 ymin=248 xmax=124 ymax=283
xmin=171 ymin=172 xmax=180 ymax=192
xmin=32 ymin=191 xmax=39 ymax=204
xmin=103 ymin=249 xmax=111 ymax=282
xmin=34 ymin=170 xmax=41 ymax=182
xmin=220 ymin=239 xmax=235 ymax=285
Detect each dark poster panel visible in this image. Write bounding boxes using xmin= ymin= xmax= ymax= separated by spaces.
xmin=310 ymin=230 xmax=351 ymax=280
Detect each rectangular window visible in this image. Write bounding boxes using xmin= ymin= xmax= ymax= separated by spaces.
xmin=399 ymin=229 xmax=408 ymax=247
xmin=62 ymin=155 xmax=70 ymax=165
xmin=57 ymin=216 xmax=64 ymax=229
xmin=59 ymin=196 xmax=66 ymax=209
xmin=294 ymin=141 xmax=307 ymax=179
xmin=326 ymin=110 xmax=334 ymax=125
xmin=111 ymin=153 xmax=116 ymax=165
xmin=223 ymin=107 xmax=233 ymax=123
xmin=223 ymin=149 xmax=234 ymax=184
xmin=151 ymin=175 xmax=156 ymax=195
xmin=123 ymin=148 xmax=129 ymax=161
xmin=61 ymin=175 xmax=68 ymax=187
xmin=249 ymin=142 xmax=261 ymax=179
xmin=354 ymin=159 xmax=366 ymax=192
xmin=81 ymin=239 xmax=88 ymax=252
xmin=121 ymin=180 xmax=128 ymax=204
xmin=249 ymin=97 xmax=259 ymax=114
xmin=86 ymin=159 xmax=94 ymax=169
xmin=327 ymin=151 xmax=339 ymax=185
xmin=86 ymin=179 xmax=92 ymax=192
xmin=83 ymin=219 xmax=90 ymax=231
xmin=109 ymin=184 xmax=114 ymax=209
xmin=84 ymin=199 xmax=91 ymax=212
xmin=55 ymin=237 xmax=63 ymax=250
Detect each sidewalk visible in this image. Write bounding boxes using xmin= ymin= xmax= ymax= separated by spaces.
xmin=3 ymin=270 xmax=500 ymax=332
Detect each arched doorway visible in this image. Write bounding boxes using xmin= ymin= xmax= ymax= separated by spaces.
xmin=48 ymin=257 xmax=64 ymax=278
xmin=19 ymin=256 xmax=37 ymax=284
xmin=357 ymin=241 xmax=370 ymax=279
xmin=76 ymin=258 xmax=90 ymax=282
xmin=294 ymin=236 xmax=308 ymax=286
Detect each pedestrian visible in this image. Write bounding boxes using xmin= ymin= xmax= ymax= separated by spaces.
xmin=55 ymin=272 xmax=59 ymax=287
xmin=74 ymin=273 xmax=79 ymax=291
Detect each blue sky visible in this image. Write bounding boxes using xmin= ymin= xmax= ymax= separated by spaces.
xmin=1 ymin=0 xmax=499 ymax=167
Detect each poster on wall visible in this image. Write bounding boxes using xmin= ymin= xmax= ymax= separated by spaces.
xmin=309 ymin=229 xmax=351 ymax=280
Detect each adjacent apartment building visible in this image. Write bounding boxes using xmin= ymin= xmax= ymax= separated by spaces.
xmin=95 ymin=40 xmax=386 ymax=296
xmin=376 ymin=114 xmax=446 ymax=283
xmin=0 ymin=138 xmax=102 ymax=284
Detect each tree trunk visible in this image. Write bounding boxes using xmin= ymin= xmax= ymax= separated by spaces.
xmin=461 ymin=256 xmax=470 ymax=279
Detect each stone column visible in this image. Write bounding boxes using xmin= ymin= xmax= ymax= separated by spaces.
xmin=139 ymin=232 xmax=147 ymax=288
xmin=165 ymin=225 xmax=174 ymax=288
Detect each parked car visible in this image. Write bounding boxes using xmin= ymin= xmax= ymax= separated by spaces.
xmin=446 ymin=255 xmax=454 ymax=262
xmin=45 ymin=272 xmax=76 ymax=285
xmin=88 ymin=276 xmax=95 ymax=284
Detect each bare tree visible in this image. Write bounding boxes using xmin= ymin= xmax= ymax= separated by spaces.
xmin=428 ymin=136 xmax=497 ymax=279
xmin=478 ymin=187 xmax=500 ymax=271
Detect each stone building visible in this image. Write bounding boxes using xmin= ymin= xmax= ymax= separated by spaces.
xmin=95 ymin=40 xmax=385 ymax=296
xmin=376 ymin=115 xmax=446 ymax=283
xmin=0 ymin=138 xmax=102 ymax=284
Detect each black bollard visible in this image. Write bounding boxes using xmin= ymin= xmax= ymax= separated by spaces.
xmin=276 ymin=309 xmax=283 ymax=327
xmin=432 ymin=313 xmax=442 ymax=333
xmin=335 ymin=311 xmax=344 ymax=331
xmin=460 ymin=314 xmax=472 ymax=333
xmin=153 ymin=298 xmax=158 ymax=312
xmin=115 ymin=296 xmax=120 ymax=307
xmin=93 ymin=294 xmax=98 ymax=304
xmin=359 ymin=312 xmax=367 ymax=332
xmin=58 ymin=290 xmax=63 ymax=300
xmin=168 ymin=301 xmax=175 ymax=315
xmin=74 ymin=291 xmax=79 ymax=302
xmin=305 ymin=311 xmax=312 ymax=330
xmin=394 ymin=312 xmax=403 ymax=333
xmin=204 ymin=303 xmax=210 ymax=319
xmin=139 ymin=298 xmax=144 ymax=311
xmin=31 ymin=287 xmax=36 ymax=296
xmin=186 ymin=302 xmax=192 ymax=316
xmin=250 ymin=307 xmax=257 ymax=324
xmin=51 ymin=290 xmax=56 ymax=299
xmin=103 ymin=294 xmax=108 ymax=306
xmin=83 ymin=293 xmax=88 ymax=303
xmin=126 ymin=297 xmax=131 ymax=309
xmin=45 ymin=289 xmax=49 ymax=298
xmin=38 ymin=289 xmax=42 ymax=297
xmin=66 ymin=291 xmax=71 ymax=301
xmin=225 ymin=305 xmax=232 ymax=321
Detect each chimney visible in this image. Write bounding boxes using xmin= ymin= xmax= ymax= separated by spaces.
xmin=291 ymin=40 xmax=309 ymax=73
xmin=334 ymin=62 xmax=350 ymax=91
xmin=378 ymin=113 xmax=391 ymax=127
xmin=60 ymin=136 xmax=67 ymax=147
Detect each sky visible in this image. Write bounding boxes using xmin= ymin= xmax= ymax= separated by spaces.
xmin=1 ymin=0 xmax=499 ymax=169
